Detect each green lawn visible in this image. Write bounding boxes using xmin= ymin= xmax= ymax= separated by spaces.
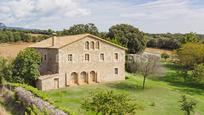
xmin=45 ymin=63 xmax=204 ymax=115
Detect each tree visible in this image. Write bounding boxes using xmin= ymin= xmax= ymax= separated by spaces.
xmin=147 ymin=39 xmax=157 ymax=48
xmin=0 ymin=57 xmax=12 ymax=85
xmin=12 ymin=48 xmax=41 ymax=86
xmin=63 ymin=23 xmax=99 ymax=36
xmin=139 ymin=56 xmax=160 ymax=89
xmin=81 ymin=89 xmax=140 ymax=115
xmin=182 ymin=32 xmax=199 ymax=43
xmin=192 ymin=64 xmax=204 ymax=84
xmin=107 ymin=24 xmax=147 ymax=53
xmin=179 ymin=95 xmax=197 ymax=115
xmin=161 ymin=53 xmax=170 ymax=61
xmin=176 ymin=43 xmax=204 ymax=70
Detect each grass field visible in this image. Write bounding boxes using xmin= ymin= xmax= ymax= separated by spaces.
xmin=45 ymin=63 xmax=204 ymax=115
xmin=0 ymin=42 xmax=33 ymax=59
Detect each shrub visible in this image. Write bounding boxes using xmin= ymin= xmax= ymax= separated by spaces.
xmin=81 ymin=89 xmax=141 ymax=115
xmin=179 ymin=95 xmax=197 ymax=115
xmin=161 ymin=53 xmax=170 ymax=61
xmin=176 ymin=43 xmax=204 ymax=69
xmin=6 ymin=83 xmax=72 ymax=114
xmin=192 ymin=64 xmax=204 ymax=84
xmin=6 ymin=83 xmax=49 ymax=101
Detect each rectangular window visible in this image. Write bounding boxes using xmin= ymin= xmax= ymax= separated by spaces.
xmin=114 ymin=68 xmax=118 ymax=75
xmin=44 ymin=55 xmax=47 ymax=60
xmin=100 ymin=53 xmax=104 ymax=61
xmin=114 ymin=53 xmax=118 ymax=60
xmin=85 ymin=54 xmax=89 ymax=61
xmin=68 ymin=54 xmax=72 ymax=61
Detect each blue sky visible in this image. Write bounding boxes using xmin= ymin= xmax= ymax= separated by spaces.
xmin=0 ymin=0 xmax=204 ymax=33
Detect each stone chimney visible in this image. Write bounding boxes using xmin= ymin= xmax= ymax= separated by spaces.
xmin=52 ymin=33 xmax=57 ymax=46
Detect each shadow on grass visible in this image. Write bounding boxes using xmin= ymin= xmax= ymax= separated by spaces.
xmin=106 ymin=80 xmax=144 ymax=92
xmin=152 ymin=63 xmax=204 ymax=96
xmin=162 ymin=63 xmax=183 ymax=71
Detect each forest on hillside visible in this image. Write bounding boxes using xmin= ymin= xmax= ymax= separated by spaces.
xmin=0 ymin=23 xmax=204 ymax=51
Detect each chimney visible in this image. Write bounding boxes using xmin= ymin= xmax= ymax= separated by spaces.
xmin=52 ymin=33 xmax=57 ymax=46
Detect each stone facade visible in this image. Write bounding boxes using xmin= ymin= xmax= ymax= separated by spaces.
xmin=31 ymin=34 xmax=126 ymax=91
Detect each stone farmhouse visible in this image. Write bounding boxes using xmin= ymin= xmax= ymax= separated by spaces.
xmin=30 ymin=34 xmax=127 ymax=91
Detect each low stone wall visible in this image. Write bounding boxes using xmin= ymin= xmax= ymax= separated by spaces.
xmin=15 ymin=87 xmax=67 ymax=115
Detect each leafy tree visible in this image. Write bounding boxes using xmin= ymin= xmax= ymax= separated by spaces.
xmin=192 ymin=64 xmax=204 ymax=84
xmin=81 ymin=89 xmax=140 ymax=115
xmin=179 ymin=95 xmax=197 ymax=115
xmin=12 ymin=48 xmax=41 ymax=86
xmin=182 ymin=32 xmax=199 ymax=43
xmin=107 ymin=24 xmax=146 ymax=53
xmin=176 ymin=43 xmax=204 ymax=70
xmin=0 ymin=57 xmax=12 ymax=84
xmin=63 ymin=23 xmax=99 ymax=36
xmin=147 ymin=39 xmax=157 ymax=47
xmin=161 ymin=53 xmax=170 ymax=61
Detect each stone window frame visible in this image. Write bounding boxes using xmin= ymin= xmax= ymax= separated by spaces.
xmin=85 ymin=41 xmax=89 ymax=50
xmin=114 ymin=68 xmax=119 ymax=75
xmin=99 ymin=53 xmax=105 ymax=61
xmin=96 ymin=41 xmax=100 ymax=49
xmin=114 ymin=52 xmax=119 ymax=61
xmin=68 ymin=54 xmax=73 ymax=62
xmin=90 ymin=41 xmax=95 ymax=50
xmin=85 ymin=53 xmax=90 ymax=61
xmin=44 ymin=54 xmax=47 ymax=60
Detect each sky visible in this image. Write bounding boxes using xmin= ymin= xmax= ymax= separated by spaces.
xmin=0 ymin=0 xmax=204 ymax=33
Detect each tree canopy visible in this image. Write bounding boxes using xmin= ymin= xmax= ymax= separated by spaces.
xmin=176 ymin=43 xmax=204 ymax=69
xmin=61 ymin=23 xmax=99 ymax=36
xmin=107 ymin=24 xmax=147 ymax=53
xmin=12 ymin=48 xmax=42 ymax=86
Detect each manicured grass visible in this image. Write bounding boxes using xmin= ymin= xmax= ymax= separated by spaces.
xmin=45 ymin=64 xmax=204 ymax=115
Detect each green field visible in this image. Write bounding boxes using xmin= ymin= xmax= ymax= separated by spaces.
xmin=45 ymin=64 xmax=204 ymax=115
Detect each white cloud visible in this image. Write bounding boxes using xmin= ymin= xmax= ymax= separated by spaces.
xmin=120 ymin=0 xmax=204 ymax=33
xmin=0 ymin=0 xmax=91 ymax=24
xmin=0 ymin=0 xmax=204 ymax=33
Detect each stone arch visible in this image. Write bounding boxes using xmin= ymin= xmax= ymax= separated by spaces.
xmin=71 ymin=72 xmax=78 ymax=85
xmin=90 ymin=71 xmax=97 ymax=83
xmin=80 ymin=71 xmax=88 ymax=84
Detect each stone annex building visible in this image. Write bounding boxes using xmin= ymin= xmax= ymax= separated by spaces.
xmin=30 ymin=34 xmax=127 ymax=91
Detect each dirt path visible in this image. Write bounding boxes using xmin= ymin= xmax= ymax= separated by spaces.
xmin=145 ymin=48 xmax=174 ymax=55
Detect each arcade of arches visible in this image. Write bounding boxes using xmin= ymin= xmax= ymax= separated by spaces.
xmin=69 ymin=71 xmax=97 ymax=85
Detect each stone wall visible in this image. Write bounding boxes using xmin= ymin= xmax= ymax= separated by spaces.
xmin=57 ymin=36 xmax=125 ymax=89
xmin=35 ymin=36 xmax=126 ymax=90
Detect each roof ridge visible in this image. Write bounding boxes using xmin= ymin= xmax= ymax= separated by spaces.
xmin=29 ymin=34 xmax=127 ymax=50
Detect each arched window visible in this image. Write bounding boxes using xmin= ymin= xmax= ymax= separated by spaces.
xmin=85 ymin=41 xmax=89 ymax=50
xmin=96 ymin=41 xmax=100 ymax=49
xmin=91 ymin=41 xmax=94 ymax=49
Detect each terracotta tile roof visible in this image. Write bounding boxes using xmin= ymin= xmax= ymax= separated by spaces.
xmin=29 ymin=33 xmax=127 ymax=50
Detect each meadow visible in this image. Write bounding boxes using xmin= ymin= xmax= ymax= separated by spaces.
xmin=45 ymin=63 xmax=204 ymax=115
